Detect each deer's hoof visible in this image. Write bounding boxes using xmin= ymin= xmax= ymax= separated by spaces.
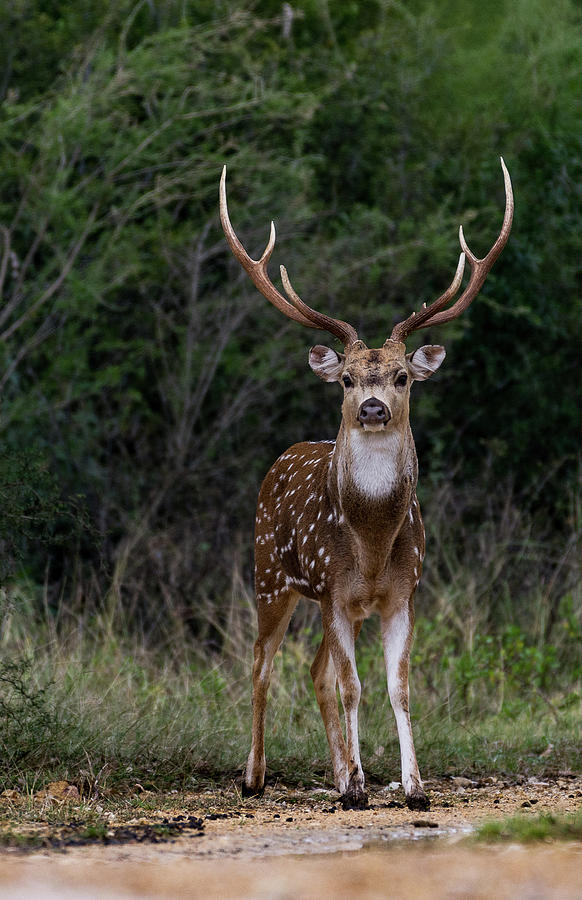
xmin=241 ymin=780 xmax=265 ymax=798
xmin=340 ymin=789 xmax=369 ymax=810
xmin=405 ymin=790 xmax=430 ymax=811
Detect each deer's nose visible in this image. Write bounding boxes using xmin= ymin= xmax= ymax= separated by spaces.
xmin=357 ymin=397 xmax=390 ymax=426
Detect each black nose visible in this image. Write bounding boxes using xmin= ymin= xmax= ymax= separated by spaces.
xmin=357 ymin=397 xmax=390 ymax=426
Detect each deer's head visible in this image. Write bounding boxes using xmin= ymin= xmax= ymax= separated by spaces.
xmin=308 ymin=339 xmax=446 ymax=432
xmin=220 ymin=160 xmax=513 ymax=432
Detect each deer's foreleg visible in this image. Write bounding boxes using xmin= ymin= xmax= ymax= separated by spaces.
xmin=322 ymin=604 xmax=368 ymax=809
xmin=381 ymin=600 xmax=429 ymax=811
xmin=244 ymin=592 xmax=297 ymax=795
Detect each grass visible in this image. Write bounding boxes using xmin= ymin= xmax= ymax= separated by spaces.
xmin=0 ymin=483 xmax=580 ymax=796
xmin=475 ymin=810 xmax=582 ymax=843
xmin=0 ymin=605 xmax=579 ymax=796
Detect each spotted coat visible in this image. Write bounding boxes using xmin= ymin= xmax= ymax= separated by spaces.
xmin=255 ymin=439 xmax=425 ymax=614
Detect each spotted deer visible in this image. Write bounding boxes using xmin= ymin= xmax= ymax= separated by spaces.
xmin=219 ymin=160 xmax=513 ymax=810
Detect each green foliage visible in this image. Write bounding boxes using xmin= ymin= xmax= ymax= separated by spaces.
xmin=476 ymin=810 xmax=582 ymax=843
xmin=449 ymin=627 xmax=560 ymax=698
xmin=0 ymin=0 xmax=580 ymax=629
xmin=0 ymin=657 xmax=58 ymax=766
xmin=0 ymin=446 xmax=89 ymax=579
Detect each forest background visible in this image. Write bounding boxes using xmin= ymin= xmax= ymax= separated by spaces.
xmin=0 ymin=0 xmax=580 ymax=790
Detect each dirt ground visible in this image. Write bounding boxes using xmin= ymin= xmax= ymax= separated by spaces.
xmin=0 ymin=775 xmax=580 ymax=898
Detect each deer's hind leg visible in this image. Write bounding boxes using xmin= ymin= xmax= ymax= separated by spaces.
xmin=244 ymin=587 xmax=298 ymax=795
xmin=311 ymin=620 xmax=364 ymax=797
xmin=310 ymin=633 xmax=349 ymax=794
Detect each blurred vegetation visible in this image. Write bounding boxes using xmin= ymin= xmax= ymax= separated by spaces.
xmin=0 ymin=0 xmax=580 ymax=780
xmin=475 ymin=810 xmax=582 ymax=843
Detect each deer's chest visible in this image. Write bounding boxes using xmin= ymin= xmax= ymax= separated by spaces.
xmin=257 ymin=441 xmax=421 ymax=609
xmin=275 ymin=486 xmax=415 ymax=606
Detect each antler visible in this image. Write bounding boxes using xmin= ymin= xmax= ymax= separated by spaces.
xmin=390 ymin=158 xmax=514 ymax=343
xmin=219 ymin=166 xmax=358 ymax=348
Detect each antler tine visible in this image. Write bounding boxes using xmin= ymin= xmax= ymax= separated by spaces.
xmin=219 ymin=166 xmax=314 ymax=329
xmin=390 ymin=252 xmax=466 ymax=342
xmin=220 ymin=166 xmax=358 ymax=347
xmin=390 ymin=158 xmax=513 ymax=342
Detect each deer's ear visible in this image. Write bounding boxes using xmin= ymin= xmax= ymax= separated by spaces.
xmin=406 ymin=345 xmax=446 ymax=381
xmin=309 ymin=345 xmax=345 ymax=382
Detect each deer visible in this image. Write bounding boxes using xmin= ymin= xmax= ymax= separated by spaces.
xmin=219 ymin=159 xmax=513 ymax=811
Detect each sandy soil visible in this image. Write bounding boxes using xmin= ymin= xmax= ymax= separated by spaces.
xmin=0 ymin=776 xmax=580 ymax=898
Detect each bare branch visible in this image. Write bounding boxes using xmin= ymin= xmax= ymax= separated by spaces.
xmin=0 ymin=203 xmax=99 ymax=343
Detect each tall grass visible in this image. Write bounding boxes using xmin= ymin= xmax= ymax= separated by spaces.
xmin=0 ymin=484 xmax=580 ymax=793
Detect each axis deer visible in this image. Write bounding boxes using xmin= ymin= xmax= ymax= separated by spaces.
xmin=219 ymin=160 xmax=513 ymax=810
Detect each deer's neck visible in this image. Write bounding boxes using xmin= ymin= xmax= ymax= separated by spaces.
xmin=329 ymin=422 xmax=417 ymax=543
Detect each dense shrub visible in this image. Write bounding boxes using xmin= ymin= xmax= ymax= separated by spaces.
xmin=0 ymin=0 xmax=580 ymax=634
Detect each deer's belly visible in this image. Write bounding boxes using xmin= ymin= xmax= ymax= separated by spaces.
xmin=338 ymin=564 xmax=405 ymax=620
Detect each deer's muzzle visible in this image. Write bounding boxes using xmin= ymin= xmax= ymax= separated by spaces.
xmin=357 ymin=397 xmax=390 ymax=427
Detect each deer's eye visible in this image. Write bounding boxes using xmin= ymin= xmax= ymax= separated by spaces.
xmin=342 ymin=374 xmax=353 ymax=388
xmin=395 ymin=372 xmax=408 ymax=388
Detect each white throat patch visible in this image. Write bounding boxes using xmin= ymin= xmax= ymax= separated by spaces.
xmin=343 ymin=429 xmax=410 ymax=498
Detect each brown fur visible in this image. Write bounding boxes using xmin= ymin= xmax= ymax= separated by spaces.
xmin=244 ymin=340 xmax=441 ymax=811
